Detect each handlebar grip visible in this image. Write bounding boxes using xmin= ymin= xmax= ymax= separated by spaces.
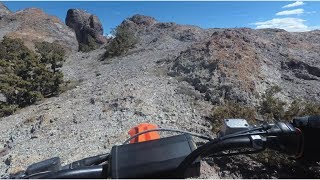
xmin=292 ymin=115 xmax=320 ymax=128
xmin=292 ymin=115 xmax=320 ymax=162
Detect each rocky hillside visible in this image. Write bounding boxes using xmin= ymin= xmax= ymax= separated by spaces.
xmin=168 ymin=28 xmax=320 ymax=106
xmin=0 ymin=10 xmax=320 ymax=179
xmin=0 ymin=3 xmax=10 ymax=15
xmin=122 ymin=15 xmax=320 ymax=107
xmin=0 ymin=3 xmax=78 ymax=52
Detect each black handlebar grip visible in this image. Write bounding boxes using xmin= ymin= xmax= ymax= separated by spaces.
xmin=292 ymin=115 xmax=320 ymax=128
xmin=307 ymin=115 xmax=320 ymax=127
xmin=292 ymin=115 xmax=320 ymax=162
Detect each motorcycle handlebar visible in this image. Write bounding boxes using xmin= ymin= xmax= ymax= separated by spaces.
xmin=291 ymin=115 xmax=320 ymax=162
xmin=20 ymin=116 xmax=320 ymax=179
xmin=292 ymin=115 xmax=320 ymax=128
xmin=177 ymin=136 xmax=254 ymax=177
xmin=25 ymin=165 xmax=106 ymax=179
xmin=29 ymin=137 xmax=256 ymax=179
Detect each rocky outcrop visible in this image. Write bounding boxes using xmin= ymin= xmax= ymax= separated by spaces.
xmin=128 ymin=14 xmax=157 ymax=26
xmin=120 ymin=14 xmax=203 ymax=41
xmin=120 ymin=14 xmax=157 ymax=31
xmin=168 ymin=29 xmax=261 ymax=105
xmin=0 ymin=3 xmax=11 ymax=16
xmin=0 ymin=5 xmax=78 ymax=52
xmin=119 ymin=14 xmax=210 ymax=51
xmin=117 ymin=15 xmax=320 ymax=105
xmin=167 ymin=28 xmax=320 ymax=105
xmin=65 ymin=9 xmax=107 ymax=51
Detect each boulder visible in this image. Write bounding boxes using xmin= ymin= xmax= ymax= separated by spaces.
xmin=128 ymin=14 xmax=157 ymax=26
xmin=65 ymin=9 xmax=107 ymax=50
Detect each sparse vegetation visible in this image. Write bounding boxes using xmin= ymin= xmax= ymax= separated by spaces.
xmin=210 ymin=101 xmax=257 ymax=132
xmin=250 ymin=149 xmax=295 ymax=171
xmin=284 ymin=100 xmax=320 ymax=121
xmin=0 ymin=38 xmax=66 ymax=117
xmin=79 ymin=35 xmax=100 ymax=52
xmin=103 ymin=25 xmax=138 ymax=59
xmin=259 ymin=85 xmax=286 ymax=120
xmin=59 ymin=79 xmax=82 ymax=93
xmin=211 ymin=85 xmax=320 ymax=131
xmin=258 ymin=86 xmax=320 ymax=121
xmin=210 ymin=85 xmax=320 ymax=170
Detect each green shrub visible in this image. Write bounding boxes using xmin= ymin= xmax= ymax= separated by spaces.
xmin=0 ymin=38 xmax=66 ymax=117
xmin=210 ymin=101 xmax=257 ymax=132
xmin=258 ymin=86 xmax=320 ymax=121
xmin=284 ymin=100 xmax=320 ymax=121
xmin=79 ymin=35 xmax=100 ymax=52
xmin=303 ymin=102 xmax=320 ymax=115
xmin=0 ymin=103 xmax=18 ymax=117
xmin=208 ymin=85 xmax=320 ymax=170
xmin=35 ymin=41 xmax=66 ymax=73
xmin=35 ymin=41 xmax=66 ymax=94
xmin=259 ymin=86 xmax=286 ymax=120
xmin=103 ymin=25 xmax=138 ymax=59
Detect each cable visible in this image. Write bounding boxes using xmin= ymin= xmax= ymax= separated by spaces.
xmin=123 ymin=125 xmax=268 ymax=144
xmin=207 ymin=148 xmax=265 ymax=157
xmin=218 ymin=126 xmax=265 ymax=140
xmin=219 ymin=127 xmax=268 ymax=141
xmin=64 ymin=153 xmax=109 ymax=169
xmin=123 ymin=128 xmax=214 ymax=144
xmin=220 ymin=131 xmax=268 ymax=141
xmin=176 ymin=130 xmax=269 ymax=177
xmin=22 ymin=171 xmax=52 ymax=179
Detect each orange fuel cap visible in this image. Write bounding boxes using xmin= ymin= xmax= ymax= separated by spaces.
xmin=128 ymin=123 xmax=160 ymax=144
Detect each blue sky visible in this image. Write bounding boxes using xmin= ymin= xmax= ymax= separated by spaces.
xmin=3 ymin=1 xmax=320 ymax=34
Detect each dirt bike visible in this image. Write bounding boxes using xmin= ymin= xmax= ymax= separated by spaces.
xmin=12 ymin=115 xmax=320 ymax=178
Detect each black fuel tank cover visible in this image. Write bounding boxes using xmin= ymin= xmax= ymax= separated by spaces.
xmin=111 ymin=134 xmax=200 ymax=178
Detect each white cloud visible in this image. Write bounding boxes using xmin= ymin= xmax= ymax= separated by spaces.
xmin=252 ymin=1 xmax=319 ymax=32
xmin=254 ymin=18 xmax=309 ymax=32
xmin=282 ymin=1 xmax=305 ymax=8
xmin=276 ymin=9 xmax=304 ymax=16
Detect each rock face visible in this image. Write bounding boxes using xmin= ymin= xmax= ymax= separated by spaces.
xmin=121 ymin=14 xmax=203 ymax=42
xmin=167 ymin=28 xmax=320 ymax=105
xmin=65 ymin=9 xmax=107 ymax=50
xmin=0 ymin=4 xmax=78 ymax=52
xmin=119 ymin=15 xmax=320 ymax=105
xmin=0 ymin=3 xmax=11 ymax=16
xmin=128 ymin=14 xmax=157 ymax=26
